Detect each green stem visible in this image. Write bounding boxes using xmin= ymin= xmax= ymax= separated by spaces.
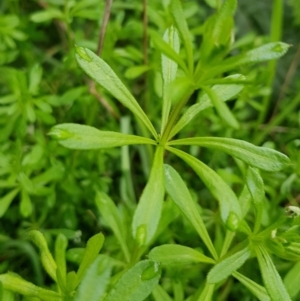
xmin=220 ymin=230 xmax=235 ymax=257
xmin=160 ymin=88 xmax=194 ymax=145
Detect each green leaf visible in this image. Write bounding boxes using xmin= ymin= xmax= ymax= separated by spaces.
xmin=167 ymin=147 xmax=242 ymax=230
xmin=246 ymin=167 xmax=264 ymax=233
xmin=49 ymin=123 xmax=156 ymax=149
xmin=209 ymin=42 xmax=290 ymax=76
xmin=207 ymin=246 xmax=251 ymax=284
xmin=204 ymin=0 xmax=218 ymax=8
xmin=170 ymin=0 xmax=193 ymax=73
xmin=164 ymin=164 xmax=217 ymax=259
xmin=30 ymin=9 xmax=64 ymax=23
xmin=0 ymin=188 xmax=19 ymax=218
xmin=149 ymin=244 xmax=215 ymax=265
xmin=255 ymin=245 xmax=292 ymax=301
xmin=165 ymin=77 xmax=194 ymax=107
xmin=212 ymin=0 xmax=237 ymax=46
xmin=75 ymin=256 xmax=111 ymax=301
xmin=238 ymin=185 xmax=252 ymax=218
xmin=233 ymin=271 xmax=271 ymax=301
xmin=198 ymin=283 xmax=215 ymax=301
xmin=0 ymin=273 xmax=62 ymax=301
xmin=125 ymin=65 xmax=151 ymax=79
xmin=66 ymin=248 xmax=85 ymax=265
xmin=284 ymin=261 xmax=300 ymax=298
xmin=237 ymin=42 xmax=290 ymax=64
xmin=161 ymin=26 xmax=180 ymax=131
xmin=132 ymin=147 xmax=165 ymax=246
xmin=150 ymin=30 xmax=188 ymax=75
xmin=28 ymin=230 xmax=57 ymax=282
xmin=18 ymin=172 xmax=34 ymax=193
xmin=95 ymin=191 xmax=130 ymax=262
xmin=76 ymin=233 xmax=104 ymax=285
xmin=0 ymin=285 xmax=14 ymax=301
xmin=28 ymin=64 xmax=43 ymax=95
xmin=20 ymin=189 xmax=32 ymax=218
xmin=168 ymin=137 xmax=290 ymax=172
xmin=103 ymin=260 xmax=161 ymax=301
xmin=66 ymin=271 xmax=78 ymax=295
xmin=75 ymin=46 xmax=157 ymax=138
xmin=55 ymin=233 xmax=68 ymax=291
xmin=201 ymin=85 xmax=239 ymax=129
xmin=171 ymin=74 xmax=245 ymax=137
xmin=152 ymin=285 xmax=173 ymax=301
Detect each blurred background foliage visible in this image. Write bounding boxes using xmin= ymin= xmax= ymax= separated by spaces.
xmin=0 ymin=0 xmax=299 ymax=299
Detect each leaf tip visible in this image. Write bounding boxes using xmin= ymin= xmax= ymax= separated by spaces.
xmin=75 ymin=46 xmax=93 ymax=62
xmin=48 ymin=126 xmax=73 ymax=141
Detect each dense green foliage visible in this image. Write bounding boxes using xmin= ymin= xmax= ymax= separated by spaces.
xmin=0 ymin=0 xmax=300 ymax=300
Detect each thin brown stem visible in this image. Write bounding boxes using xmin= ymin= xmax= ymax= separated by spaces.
xmin=89 ymin=81 xmax=119 ymax=119
xmin=89 ymin=0 xmax=118 ymax=119
xmin=97 ymin=0 xmax=113 ymax=56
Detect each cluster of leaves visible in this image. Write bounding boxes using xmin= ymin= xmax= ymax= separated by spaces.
xmin=0 ymin=0 xmax=300 ymax=300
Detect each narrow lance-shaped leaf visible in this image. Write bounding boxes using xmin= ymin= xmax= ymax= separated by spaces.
xmin=95 ymin=191 xmax=130 ymax=262
xmin=103 ymin=260 xmax=161 ymax=301
xmin=76 ymin=233 xmax=104 ymax=286
xmin=246 ymin=167 xmax=264 ymax=233
xmin=207 ymin=42 xmax=290 ymax=77
xmin=75 ymin=46 xmax=157 ymax=138
xmin=170 ymin=0 xmax=194 ymax=73
xmin=233 ymin=271 xmax=271 ymax=301
xmin=0 ymin=273 xmax=62 ymax=301
xmin=164 ymin=164 xmax=217 ymax=259
xmin=201 ymin=85 xmax=239 ymax=129
xmin=212 ymin=0 xmax=237 ymax=46
xmin=161 ymin=26 xmax=180 ymax=132
xmin=167 ymin=147 xmax=242 ymax=231
xmin=75 ymin=256 xmax=111 ymax=301
xmin=29 ymin=64 xmax=43 ymax=95
xmin=0 ymin=188 xmax=19 ymax=218
xmin=168 ymin=137 xmax=290 ymax=172
xmin=125 ymin=65 xmax=151 ymax=79
xmin=238 ymin=185 xmax=252 ymax=218
xmin=283 ymin=261 xmax=300 ymax=299
xmin=255 ymin=244 xmax=292 ymax=301
xmin=207 ymin=246 xmax=251 ymax=284
xmin=66 ymin=271 xmax=78 ymax=294
xmin=30 ymin=9 xmax=64 ymax=23
xmin=28 ymin=230 xmax=57 ymax=282
xmin=132 ymin=146 xmax=165 ymax=246
xmin=170 ymin=74 xmax=245 ymax=138
xmin=55 ymin=233 xmax=68 ymax=291
xmin=149 ymin=244 xmax=215 ymax=265
xmin=198 ymin=283 xmax=215 ymax=301
xmin=49 ymin=123 xmax=156 ymax=150
xmin=152 ymin=285 xmax=173 ymax=301
xmin=20 ymin=189 xmax=32 ymax=218
xmin=150 ymin=30 xmax=188 ymax=75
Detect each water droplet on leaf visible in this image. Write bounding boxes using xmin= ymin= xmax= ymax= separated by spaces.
xmin=226 ymin=212 xmax=240 ymax=231
xmin=136 ymin=224 xmax=147 ymax=246
xmin=141 ymin=262 xmax=161 ymax=280
xmin=75 ymin=46 xmax=92 ymax=62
